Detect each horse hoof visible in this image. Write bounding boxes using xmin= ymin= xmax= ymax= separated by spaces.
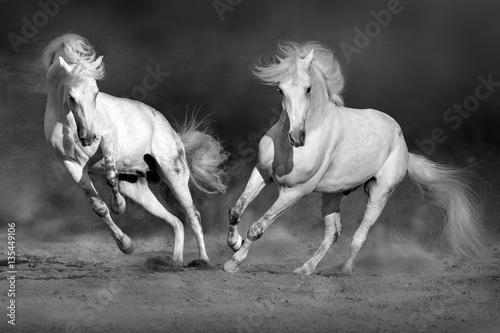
xmin=120 ymin=242 xmax=135 ymax=255
xmin=223 ymin=260 xmax=240 ymax=273
xmin=293 ymin=266 xmax=312 ymax=276
xmin=116 ymin=234 xmax=135 ymax=255
xmin=227 ymin=234 xmax=243 ymax=252
xmin=339 ymin=265 xmax=353 ymax=276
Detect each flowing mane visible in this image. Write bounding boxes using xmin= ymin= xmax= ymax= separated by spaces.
xmin=252 ymin=41 xmax=345 ymax=106
xmin=42 ymin=33 xmax=105 ymax=87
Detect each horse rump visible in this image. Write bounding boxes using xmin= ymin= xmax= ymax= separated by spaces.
xmin=176 ymin=116 xmax=229 ymax=196
xmin=157 ymin=116 xmax=229 ymax=220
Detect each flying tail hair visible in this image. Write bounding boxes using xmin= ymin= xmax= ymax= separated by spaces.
xmin=176 ymin=116 xmax=229 ymax=197
xmin=407 ymin=153 xmax=489 ymax=258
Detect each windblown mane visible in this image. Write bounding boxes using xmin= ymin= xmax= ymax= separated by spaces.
xmin=42 ymin=33 xmax=105 ymax=87
xmin=252 ymin=41 xmax=345 ymax=106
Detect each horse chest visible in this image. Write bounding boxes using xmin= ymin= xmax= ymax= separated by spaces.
xmin=259 ymin=136 xmax=323 ymax=187
xmin=46 ymin=119 xmax=99 ymax=165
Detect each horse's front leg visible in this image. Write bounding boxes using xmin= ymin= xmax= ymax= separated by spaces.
xmin=224 ymin=186 xmax=305 ymax=273
xmin=101 ymin=136 xmax=126 ymax=214
xmin=228 ymin=167 xmax=271 ymax=251
xmin=64 ymin=161 xmax=135 ymax=254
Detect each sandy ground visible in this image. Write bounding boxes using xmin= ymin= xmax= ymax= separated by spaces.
xmin=2 ymin=158 xmax=500 ymax=333
xmin=1 ymin=216 xmax=499 ymax=333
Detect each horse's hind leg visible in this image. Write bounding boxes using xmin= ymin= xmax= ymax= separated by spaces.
xmin=119 ymin=177 xmax=185 ymax=264
xmin=341 ymin=185 xmax=390 ymax=275
xmin=342 ymin=146 xmax=408 ymax=275
xmin=154 ymin=154 xmax=210 ymax=263
xmin=294 ymin=193 xmax=343 ymax=275
xmin=228 ymin=167 xmax=271 ymax=251
xmin=342 ymin=175 xmax=406 ymax=275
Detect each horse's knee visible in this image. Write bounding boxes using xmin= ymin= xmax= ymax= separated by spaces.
xmin=90 ymin=198 xmax=109 ymax=217
xmin=247 ymin=222 xmax=265 ymax=241
xmin=229 ymin=206 xmax=240 ymax=226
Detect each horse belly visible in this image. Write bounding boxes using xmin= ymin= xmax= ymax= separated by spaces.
xmin=315 ymin=149 xmax=388 ymax=193
xmin=315 ymin=169 xmax=373 ymax=193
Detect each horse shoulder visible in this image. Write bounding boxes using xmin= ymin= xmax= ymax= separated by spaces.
xmin=257 ymin=125 xmax=279 ymax=175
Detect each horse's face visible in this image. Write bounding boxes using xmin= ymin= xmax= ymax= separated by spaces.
xmin=67 ymin=77 xmax=99 ymax=147
xmin=59 ymin=56 xmax=102 ymax=147
xmin=279 ymin=50 xmax=314 ymax=148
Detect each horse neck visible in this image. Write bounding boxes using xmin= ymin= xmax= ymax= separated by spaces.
xmin=46 ymin=70 xmax=71 ymax=122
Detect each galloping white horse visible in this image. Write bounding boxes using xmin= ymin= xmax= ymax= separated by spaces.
xmin=43 ymin=34 xmax=228 ymax=265
xmin=224 ymin=42 xmax=487 ymax=274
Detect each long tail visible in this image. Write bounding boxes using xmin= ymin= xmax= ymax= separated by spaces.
xmin=176 ymin=116 xmax=229 ymax=196
xmin=407 ymin=153 xmax=488 ymax=258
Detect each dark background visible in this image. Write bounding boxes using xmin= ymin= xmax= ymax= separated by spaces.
xmin=0 ymin=0 xmax=499 ymax=242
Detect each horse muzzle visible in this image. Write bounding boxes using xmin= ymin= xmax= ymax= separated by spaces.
xmin=288 ymin=129 xmax=306 ymax=148
xmin=79 ymin=135 xmax=96 ymax=147
xmin=76 ymin=122 xmax=96 ymax=147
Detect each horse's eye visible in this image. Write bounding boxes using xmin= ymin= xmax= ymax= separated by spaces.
xmin=277 ymin=88 xmax=283 ymax=95
xmin=306 ymin=87 xmax=311 ymax=94
xmin=68 ymin=95 xmax=75 ymax=103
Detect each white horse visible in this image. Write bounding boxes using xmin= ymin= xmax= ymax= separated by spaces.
xmin=43 ymin=34 xmax=228 ymax=265
xmin=224 ymin=42 xmax=487 ymax=274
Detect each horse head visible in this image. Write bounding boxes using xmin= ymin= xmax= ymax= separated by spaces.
xmin=59 ymin=55 xmax=102 ymax=147
xmin=278 ymin=49 xmax=314 ymax=147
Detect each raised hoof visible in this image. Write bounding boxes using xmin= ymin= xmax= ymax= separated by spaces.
xmin=115 ymin=234 xmax=135 ymax=255
xmin=227 ymin=234 xmax=243 ymax=252
xmin=187 ymin=259 xmax=210 ymax=269
xmin=223 ymin=260 xmax=240 ymax=273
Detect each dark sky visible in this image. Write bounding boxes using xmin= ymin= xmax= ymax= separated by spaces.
xmin=0 ymin=0 xmax=499 ymax=237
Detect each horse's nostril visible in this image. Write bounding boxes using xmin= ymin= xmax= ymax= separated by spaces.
xmin=288 ymin=132 xmax=295 ymax=144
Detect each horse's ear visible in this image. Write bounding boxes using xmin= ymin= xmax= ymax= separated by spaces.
xmin=59 ymin=56 xmax=73 ymax=74
xmin=304 ymin=49 xmax=314 ymax=68
xmin=95 ymin=55 xmax=104 ymax=67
